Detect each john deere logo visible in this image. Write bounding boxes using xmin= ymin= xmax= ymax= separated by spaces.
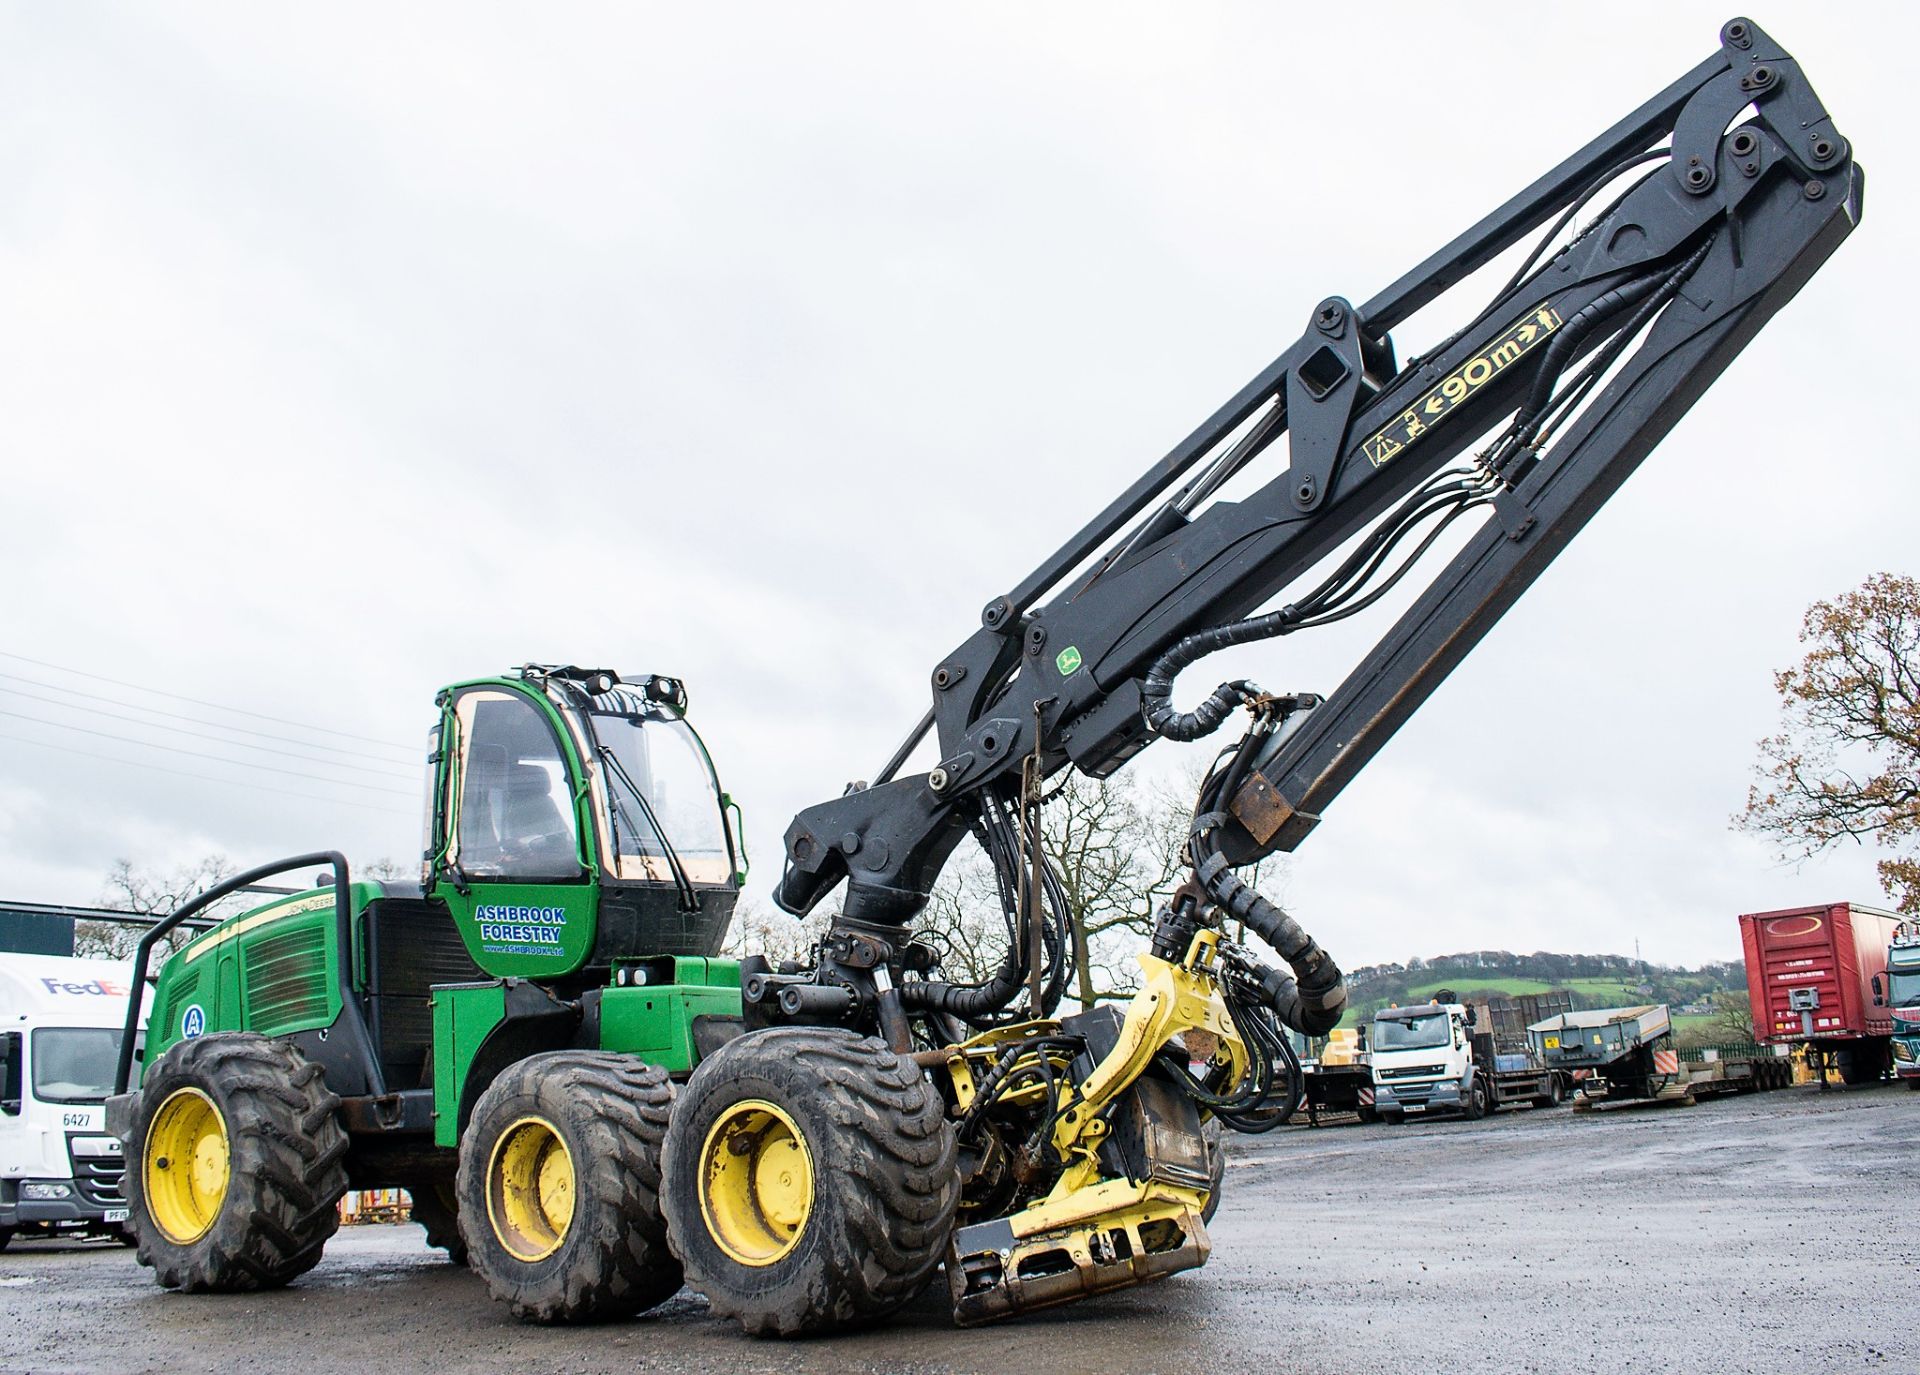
xmin=1055 ymin=646 xmax=1083 ymax=677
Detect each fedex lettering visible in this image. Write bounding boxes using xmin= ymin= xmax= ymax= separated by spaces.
xmin=41 ymin=977 xmax=129 ymax=998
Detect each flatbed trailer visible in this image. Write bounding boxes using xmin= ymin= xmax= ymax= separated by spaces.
xmin=1529 ymin=1004 xmax=1791 ymax=1109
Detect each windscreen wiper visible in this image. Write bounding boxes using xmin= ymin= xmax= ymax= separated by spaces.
xmin=597 ymin=745 xmax=700 ymax=912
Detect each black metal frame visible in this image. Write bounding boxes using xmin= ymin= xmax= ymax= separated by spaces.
xmin=766 ymin=18 xmax=1860 ymax=1041
xmin=112 ymin=852 xmax=386 ymax=1099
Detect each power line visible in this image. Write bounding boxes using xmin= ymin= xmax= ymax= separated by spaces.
xmin=0 ymin=650 xmax=419 ymax=751
xmin=0 ymin=683 xmax=419 ymax=782
xmin=0 ymin=669 xmax=418 ymax=766
xmin=0 ymin=708 xmax=418 ymax=798
xmin=0 ymin=731 xmax=415 ymax=817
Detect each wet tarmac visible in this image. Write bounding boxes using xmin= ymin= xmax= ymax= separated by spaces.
xmin=2 ymin=1083 xmax=1911 ymax=1374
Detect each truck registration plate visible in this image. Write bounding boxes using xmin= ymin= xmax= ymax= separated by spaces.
xmin=103 ymin=1209 xmax=129 ymax=1223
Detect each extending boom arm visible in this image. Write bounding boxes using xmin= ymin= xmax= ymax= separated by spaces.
xmin=763 ymin=17 xmax=1859 ymax=1049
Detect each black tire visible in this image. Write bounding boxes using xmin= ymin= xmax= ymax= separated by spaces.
xmin=0 ymin=1226 xmax=13 ymax=1251
xmin=1355 ymin=1105 xmax=1379 ymax=1125
xmin=409 ymin=1180 xmax=467 ymax=1267
xmin=122 ymin=1032 xmax=348 ymax=1292
xmin=1459 ymin=1076 xmax=1486 ymax=1122
xmin=661 ymin=1027 xmax=959 ymax=1338
xmin=457 ymin=1052 xmax=681 ymax=1324
xmin=1532 ymin=1074 xmax=1563 ymax=1109
xmin=1838 ymin=1041 xmax=1889 ymax=1086
xmin=1201 ymin=1118 xmax=1225 ymax=1225
xmin=1382 ymin=1110 xmax=1406 ymax=1125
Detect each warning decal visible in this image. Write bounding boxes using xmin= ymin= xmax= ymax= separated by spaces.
xmin=1359 ymin=305 xmax=1564 ymax=468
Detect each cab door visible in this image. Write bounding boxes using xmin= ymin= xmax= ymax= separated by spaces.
xmin=428 ymin=685 xmax=600 ymax=978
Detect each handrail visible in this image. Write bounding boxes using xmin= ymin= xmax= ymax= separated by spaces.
xmin=112 ymin=852 xmax=376 ymax=1097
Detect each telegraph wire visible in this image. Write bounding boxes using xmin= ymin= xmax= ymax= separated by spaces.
xmin=0 ymin=669 xmax=418 ymax=767
xmin=0 ymin=708 xmax=418 ymax=798
xmin=0 ymin=683 xmax=418 ymax=782
xmin=0 ymin=650 xmax=419 ymax=752
xmin=0 ymin=732 xmax=416 ymax=817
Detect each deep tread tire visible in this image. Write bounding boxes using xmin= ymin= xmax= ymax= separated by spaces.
xmin=409 ymin=1181 xmax=468 ymax=1267
xmin=661 ymin=1027 xmax=959 ymax=1338
xmin=1459 ymin=1075 xmax=1487 ymax=1121
xmin=122 ymin=1033 xmax=348 ymax=1292
xmin=457 ymin=1052 xmax=681 ymax=1324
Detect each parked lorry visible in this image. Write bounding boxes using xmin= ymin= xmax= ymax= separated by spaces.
xmin=1529 ymin=1003 xmax=1791 ymax=1107
xmin=1369 ymin=991 xmax=1570 ymax=1123
xmin=1741 ymin=903 xmax=1903 ymax=1085
xmin=1886 ymin=920 xmax=1920 ymax=1088
xmin=1 ymin=955 xmax=148 ymax=1247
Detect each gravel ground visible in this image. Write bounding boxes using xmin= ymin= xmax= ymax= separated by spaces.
xmin=2 ymin=1082 xmax=1911 ymax=1375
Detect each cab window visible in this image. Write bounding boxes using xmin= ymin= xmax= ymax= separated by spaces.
xmin=451 ymin=690 xmax=583 ymax=880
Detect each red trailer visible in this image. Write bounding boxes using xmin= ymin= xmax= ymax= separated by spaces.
xmin=1741 ymin=902 xmax=1902 ymax=1085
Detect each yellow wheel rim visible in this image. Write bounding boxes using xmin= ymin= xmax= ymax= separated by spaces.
xmin=697 ymin=1098 xmax=814 ymax=1267
xmin=486 ymin=1115 xmax=576 ymax=1263
xmin=144 ymin=1087 xmax=230 ymax=1245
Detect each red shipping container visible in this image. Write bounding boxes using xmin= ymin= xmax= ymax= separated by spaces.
xmin=1740 ymin=903 xmax=1902 ymax=1045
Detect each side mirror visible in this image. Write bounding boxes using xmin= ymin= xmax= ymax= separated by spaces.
xmin=1 ymin=1031 xmax=21 ymax=1115
xmin=722 ymin=794 xmax=750 ymax=884
xmin=1872 ymin=974 xmax=1886 ymax=1006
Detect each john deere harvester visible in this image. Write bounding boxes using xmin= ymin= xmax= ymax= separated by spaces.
xmin=113 ymin=14 xmax=1859 ymax=1340
xmin=110 ymin=665 xmax=747 ymax=1319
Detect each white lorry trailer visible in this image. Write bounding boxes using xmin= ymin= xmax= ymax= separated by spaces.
xmin=1 ymin=955 xmax=146 ymax=1246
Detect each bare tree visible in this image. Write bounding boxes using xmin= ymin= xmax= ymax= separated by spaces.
xmin=1709 ymin=989 xmax=1756 ymax=1044
xmin=916 ymin=852 xmax=1011 ymax=985
xmin=721 ymin=896 xmax=821 ymax=969
xmin=79 ymin=854 xmax=240 ymax=959
xmin=725 ymin=771 xmax=1297 ymax=1016
xmin=1739 ymin=573 xmax=1920 ymax=914
xmin=906 ymin=771 xmax=1292 ymax=1010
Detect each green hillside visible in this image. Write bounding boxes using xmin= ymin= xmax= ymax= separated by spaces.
xmin=1339 ymin=951 xmax=1746 ymax=1031
xmin=1393 ymin=975 xmax=1648 ymax=1004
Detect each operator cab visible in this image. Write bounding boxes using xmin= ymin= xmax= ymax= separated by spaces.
xmin=424 ymin=665 xmax=746 ymax=982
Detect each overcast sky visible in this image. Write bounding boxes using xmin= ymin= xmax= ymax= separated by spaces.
xmin=2 ymin=3 xmax=1909 ymax=971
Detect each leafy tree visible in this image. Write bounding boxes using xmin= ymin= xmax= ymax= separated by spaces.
xmin=1739 ymin=573 xmax=1920 ymax=914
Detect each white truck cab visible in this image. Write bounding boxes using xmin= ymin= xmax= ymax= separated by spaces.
xmin=1 ymin=955 xmax=147 ymax=1246
xmin=1370 ymin=1001 xmax=1480 ymax=1119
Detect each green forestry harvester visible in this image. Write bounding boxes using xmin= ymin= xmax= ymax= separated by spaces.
xmin=112 ymin=15 xmax=1859 ymax=1338
xmin=110 ymin=666 xmax=747 ymax=1318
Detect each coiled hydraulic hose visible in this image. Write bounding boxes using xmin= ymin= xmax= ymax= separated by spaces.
xmin=1195 ymin=852 xmax=1347 ymax=1034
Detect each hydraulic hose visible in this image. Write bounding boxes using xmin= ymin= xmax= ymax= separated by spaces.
xmin=1512 ymin=236 xmax=1715 ymax=450
xmin=1142 ymin=631 xmax=1277 ymax=740
xmin=900 ymin=933 xmax=1026 ymax=1019
xmin=1196 ymin=857 xmax=1346 ymax=1034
